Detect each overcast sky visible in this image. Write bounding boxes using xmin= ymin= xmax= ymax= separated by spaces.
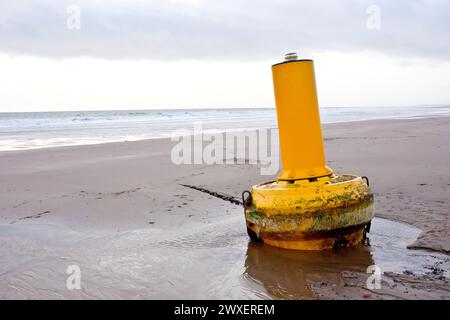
xmin=1 ymin=0 xmax=449 ymax=111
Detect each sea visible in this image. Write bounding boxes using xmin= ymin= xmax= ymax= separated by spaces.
xmin=0 ymin=106 xmax=449 ymax=151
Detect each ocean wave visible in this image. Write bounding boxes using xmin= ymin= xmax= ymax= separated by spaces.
xmin=0 ymin=106 xmax=449 ymax=151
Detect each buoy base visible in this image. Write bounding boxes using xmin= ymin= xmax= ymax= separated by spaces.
xmin=249 ymin=223 xmax=370 ymax=250
xmin=244 ymin=174 xmax=374 ymax=251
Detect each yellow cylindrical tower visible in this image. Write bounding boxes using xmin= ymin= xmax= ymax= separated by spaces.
xmin=272 ymin=58 xmax=332 ymax=180
xmin=243 ymin=53 xmax=374 ymax=251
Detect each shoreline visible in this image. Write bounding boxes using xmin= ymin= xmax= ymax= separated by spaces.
xmin=1 ymin=113 xmax=449 ymax=153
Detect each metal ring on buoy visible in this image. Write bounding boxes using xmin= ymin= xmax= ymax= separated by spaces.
xmin=241 ymin=190 xmax=252 ymax=209
xmin=362 ymin=176 xmax=370 ymax=186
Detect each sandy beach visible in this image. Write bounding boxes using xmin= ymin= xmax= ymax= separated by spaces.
xmin=0 ymin=116 xmax=449 ymax=299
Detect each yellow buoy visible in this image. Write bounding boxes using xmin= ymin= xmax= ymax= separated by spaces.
xmin=243 ymin=53 xmax=374 ymax=250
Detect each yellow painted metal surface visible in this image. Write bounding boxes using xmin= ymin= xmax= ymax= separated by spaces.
xmin=251 ymin=175 xmax=370 ymax=216
xmin=272 ymin=59 xmax=332 ymax=180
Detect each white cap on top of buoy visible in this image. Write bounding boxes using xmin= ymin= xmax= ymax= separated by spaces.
xmin=284 ymin=52 xmax=298 ymax=61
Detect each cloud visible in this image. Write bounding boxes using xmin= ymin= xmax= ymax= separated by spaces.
xmin=0 ymin=0 xmax=449 ymax=61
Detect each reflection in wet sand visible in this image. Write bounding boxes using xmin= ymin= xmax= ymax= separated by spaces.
xmin=244 ymin=242 xmax=374 ymax=299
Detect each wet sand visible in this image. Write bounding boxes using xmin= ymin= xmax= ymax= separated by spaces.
xmin=0 ymin=117 xmax=449 ymax=299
